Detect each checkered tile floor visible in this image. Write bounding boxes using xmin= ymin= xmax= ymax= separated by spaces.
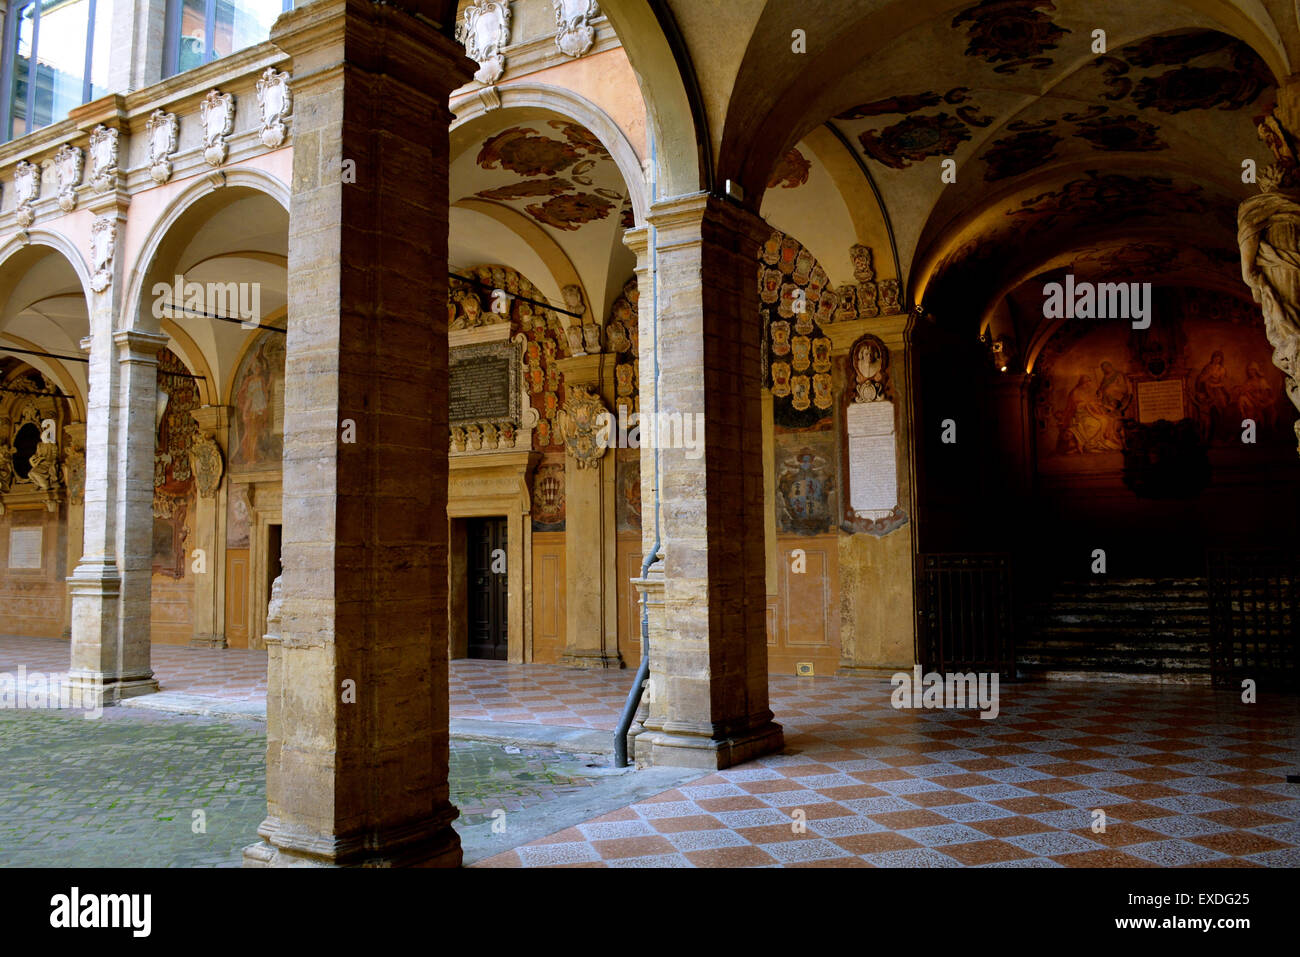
xmin=0 ymin=635 xmax=267 ymax=702
xmin=474 ymin=679 xmax=1300 ymax=868
xmin=4 ymin=637 xmax=1298 ymax=867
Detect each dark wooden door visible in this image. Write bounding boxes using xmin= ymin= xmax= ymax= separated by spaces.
xmin=467 ymin=517 xmax=508 ymax=660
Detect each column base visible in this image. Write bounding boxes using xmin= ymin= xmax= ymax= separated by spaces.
xmin=189 ymin=634 xmax=229 ymax=649
xmin=559 ymin=651 xmax=624 ymax=670
xmin=636 ymin=720 xmax=784 ymax=770
xmin=244 ymin=810 xmax=463 ymax=868
xmin=67 ymin=671 xmax=159 ymax=706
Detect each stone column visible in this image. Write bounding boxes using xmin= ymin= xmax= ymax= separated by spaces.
xmin=243 ymin=0 xmax=474 ymax=868
xmin=61 ymin=422 xmax=86 ymax=639
xmin=555 ymin=354 xmax=620 ymax=668
xmin=634 ymin=193 xmax=783 ymax=769
xmin=189 ymin=405 xmax=230 ymax=647
xmin=69 ymin=200 xmax=161 ymax=705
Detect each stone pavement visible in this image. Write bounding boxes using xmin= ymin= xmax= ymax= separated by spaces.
xmin=0 ymin=703 xmax=658 ymax=867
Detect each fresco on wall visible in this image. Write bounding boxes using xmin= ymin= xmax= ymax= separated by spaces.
xmin=229 ymin=330 xmax=286 ymax=470
xmin=615 ymin=451 xmax=641 ymax=533
xmin=775 ymin=431 xmax=837 ymax=535
xmin=153 ymin=348 xmax=198 ymax=578
xmin=227 ymin=483 xmax=252 ymax=549
xmin=1034 ymin=290 xmax=1290 ymax=465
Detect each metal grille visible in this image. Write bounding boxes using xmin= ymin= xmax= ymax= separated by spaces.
xmin=916 ymin=553 xmax=1015 ymax=677
xmin=1207 ymin=548 xmax=1299 ymax=692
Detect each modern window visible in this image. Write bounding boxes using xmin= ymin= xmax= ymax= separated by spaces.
xmin=0 ymin=0 xmax=113 ymax=143
xmin=164 ymin=0 xmax=292 ymax=78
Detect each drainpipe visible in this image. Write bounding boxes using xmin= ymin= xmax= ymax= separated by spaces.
xmin=614 ymin=128 xmax=662 ymax=768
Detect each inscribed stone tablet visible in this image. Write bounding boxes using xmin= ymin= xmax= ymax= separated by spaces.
xmin=1136 ymin=379 xmax=1185 ymax=424
xmin=846 ymin=401 xmax=896 ymax=515
xmin=8 ymin=527 xmax=41 ymax=569
xmin=450 ymin=352 xmax=513 ymax=425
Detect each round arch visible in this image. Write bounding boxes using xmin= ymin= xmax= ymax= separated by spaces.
xmin=119 ymin=167 xmax=290 ymax=342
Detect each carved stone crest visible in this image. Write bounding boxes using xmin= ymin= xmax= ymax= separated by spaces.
xmin=189 ymin=431 xmax=225 ymax=497
xmin=457 ymin=1 xmax=512 ymax=85
xmin=255 ymin=68 xmax=292 ymax=149
xmin=849 ymin=335 xmax=891 ymax=403
xmin=200 ymin=89 xmax=236 ymax=167
xmin=14 ymin=160 xmax=40 ymax=227
xmin=146 ymin=110 xmax=179 ymax=184
xmin=90 ymin=217 xmax=116 ymax=292
xmin=557 ymin=384 xmax=609 ymax=469
xmin=62 ymin=443 xmax=85 ymax=506
xmin=555 ymin=0 xmax=599 ymax=58
xmin=88 ymin=125 xmax=120 ymax=192
xmin=54 ymin=145 xmax=83 ymax=212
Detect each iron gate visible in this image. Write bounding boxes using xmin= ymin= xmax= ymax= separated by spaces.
xmin=1207 ymin=548 xmax=1299 ymax=692
xmin=916 ymin=553 xmax=1016 ymax=677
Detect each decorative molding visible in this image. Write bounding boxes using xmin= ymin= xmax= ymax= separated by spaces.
xmin=189 ymin=430 xmax=225 ymax=497
xmin=14 ymin=160 xmax=39 ymax=227
xmin=54 ymin=145 xmax=83 ymax=211
xmin=200 ymin=89 xmax=236 ymax=167
xmin=146 ymin=109 xmax=180 ymax=184
xmin=89 ymin=216 xmax=116 ymax=292
xmin=88 ymin=125 xmax=120 ymax=193
xmin=557 ymin=383 xmax=607 ymax=469
xmin=554 ymin=0 xmax=599 ymax=58
xmin=457 ymin=1 xmax=512 ymax=85
xmin=255 ymin=68 xmax=292 ymax=149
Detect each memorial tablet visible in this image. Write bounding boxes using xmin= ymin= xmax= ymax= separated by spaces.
xmin=8 ymin=527 xmax=41 ymax=569
xmin=449 ymin=341 xmax=520 ymax=427
xmin=846 ymin=401 xmax=897 ymax=515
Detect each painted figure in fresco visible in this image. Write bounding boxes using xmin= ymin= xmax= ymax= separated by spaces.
xmin=1192 ymin=350 xmax=1232 ymax=442
xmin=1098 ymin=360 xmax=1131 ymax=416
xmin=236 ymin=343 xmax=273 ymax=463
xmin=1237 ymin=361 xmax=1279 ymax=431
xmin=1057 ymin=374 xmax=1122 ymax=453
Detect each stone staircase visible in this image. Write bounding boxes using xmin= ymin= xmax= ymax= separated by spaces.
xmin=1020 ymin=578 xmax=1211 ymax=681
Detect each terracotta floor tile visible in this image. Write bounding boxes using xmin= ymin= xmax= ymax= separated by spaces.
xmin=1069 ymin=824 xmax=1166 ymax=847
xmin=1201 ymin=807 xmax=1289 ymax=829
xmin=696 ymin=795 xmax=769 ymax=813
xmin=591 ymin=835 xmax=678 ymax=860
xmin=1053 ymin=849 xmax=1153 ymax=868
xmin=832 ymin=832 xmax=923 ymax=855
xmin=971 ymin=816 xmax=1054 ymax=838
xmin=906 ymin=789 xmax=977 ymax=808
xmin=683 ymin=846 xmax=777 ymax=868
xmin=869 ymin=809 xmax=952 ymax=830
xmin=1189 ymin=831 xmax=1291 ymax=855
xmin=651 ymin=815 xmax=725 ymax=834
xmin=938 ymin=840 xmax=1035 ymax=865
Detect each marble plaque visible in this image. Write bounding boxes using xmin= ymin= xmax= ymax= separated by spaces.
xmin=1137 ymin=378 xmax=1185 ymax=424
xmin=8 ymin=527 xmax=42 ymax=569
xmin=846 ymin=401 xmax=896 ymax=515
xmin=449 ymin=341 xmax=519 ymax=427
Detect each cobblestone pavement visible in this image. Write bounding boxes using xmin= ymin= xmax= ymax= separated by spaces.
xmin=0 ymin=706 xmax=608 ymax=867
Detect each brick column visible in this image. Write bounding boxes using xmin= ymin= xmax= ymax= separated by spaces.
xmin=243 ymin=0 xmax=473 ymax=868
xmin=636 ymin=193 xmax=783 ymax=769
xmin=69 ymin=203 xmax=160 ymax=705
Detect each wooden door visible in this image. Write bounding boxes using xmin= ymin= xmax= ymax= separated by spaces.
xmin=467 ymin=517 xmax=508 ymax=660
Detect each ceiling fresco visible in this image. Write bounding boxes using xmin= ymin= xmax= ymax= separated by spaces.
xmin=784 ymin=0 xmax=1281 ymax=321
xmin=470 ymin=120 xmax=625 ymax=231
